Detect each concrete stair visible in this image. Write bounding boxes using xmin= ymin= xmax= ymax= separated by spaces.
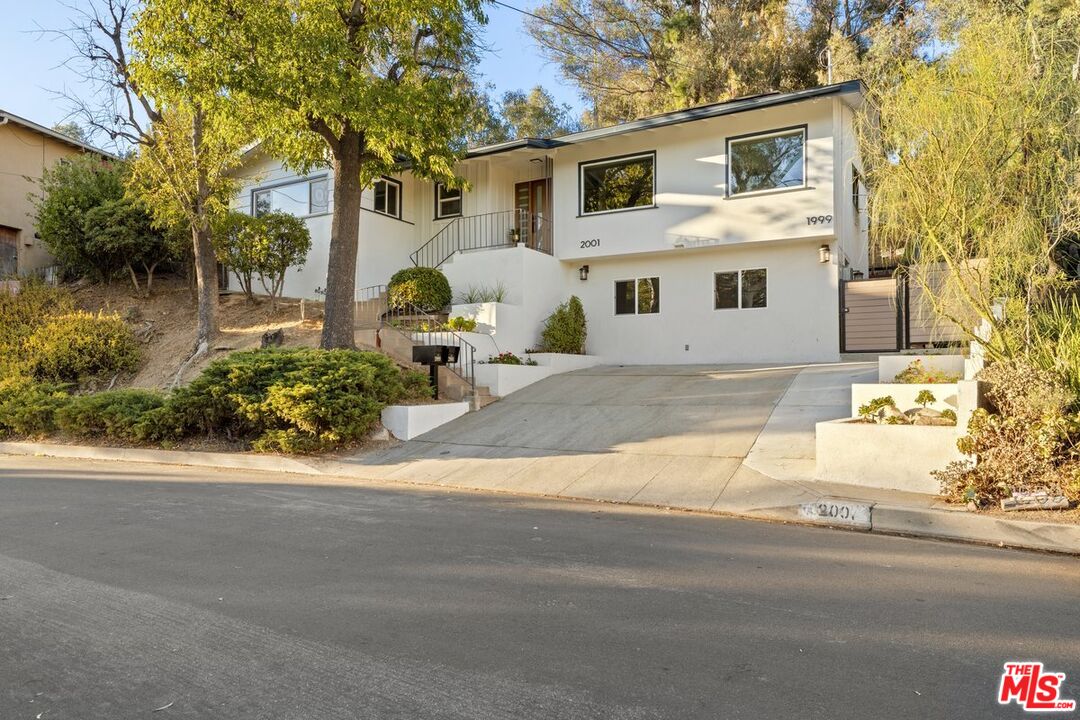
xmin=355 ymin=292 xmax=387 ymax=330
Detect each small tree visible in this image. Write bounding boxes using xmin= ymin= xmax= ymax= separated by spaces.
xmin=541 ymin=296 xmax=587 ymax=354
xmin=914 ymin=390 xmax=936 ymax=409
xmin=253 ymin=212 xmax=311 ymax=312
xmin=82 ymin=197 xmax=174 ymax=296
xmin=214 ymin=211 xmax=260 ymax=303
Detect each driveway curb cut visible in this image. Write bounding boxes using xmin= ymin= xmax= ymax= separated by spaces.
xmin=3 ymin=441 xmax=1078 ymax=556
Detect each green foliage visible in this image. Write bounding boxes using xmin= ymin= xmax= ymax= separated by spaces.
xmin=214 ymin=211 xmax=261 ymax=301
xmin=445 ymin=316 xmax=477 ymax=332
xmin=215 ymin=210 xmax=310 ymax=309
xmin=32 ymin=155 xmax=127 ymax=281
xmin=140 ymin=348 xmax=429 ymax=453
xmin=893 ymin=359 xmax=961 ymax=384
xmin=0 ymin=375 xmax=68 ymax=437
xmin=1013 ymin=295 xmax=1080 ymax=399
xmin=56 ymin=390 xmax=166 ymax=441
xmin=936 ymin=359 xmax=1080 ymax=505
xmin=0 ymin=281 xmax=75 ymax=377
xmin=485 ymin=351 xmax=537 ymax=366
xmin=83 ymin=197 xmax=175 ymax=296
xmin=23 ymin=312 xmax=141 ymax=383
xmin=940 ymin=409 xmax=957 ymax=423
xmin=858 ymin=395 xmax=896 ymax=419
xmin=455 ymin=282 xmax=507 ymax=304
xmin=540 ymin=296 xmax=587 ymax=354
xmin=471 ymin=86 xmax=582 ymax=144
xmin=388 ymin=267 xmax=452 ymax=312
xmin=914 ymin=389 xmax=936 ymax=408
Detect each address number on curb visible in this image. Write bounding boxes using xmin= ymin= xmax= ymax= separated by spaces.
xmin=798 ymin=499 xmax=872 ymax=529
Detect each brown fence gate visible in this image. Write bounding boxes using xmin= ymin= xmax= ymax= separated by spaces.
xmin=840 ymin=278 xmax=901 ymax=353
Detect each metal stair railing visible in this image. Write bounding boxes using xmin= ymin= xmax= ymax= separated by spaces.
xmin=378 ymin=299 xmax=477 ymax=395
xmin=410 ymin=209 xmax=553 ymax=268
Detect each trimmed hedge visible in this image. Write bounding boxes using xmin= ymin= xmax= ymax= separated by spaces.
xmin=387 ymin=267 xmax=452 ymax=312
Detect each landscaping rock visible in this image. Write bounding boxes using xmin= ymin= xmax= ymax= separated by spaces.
xmin=261 ymin=328 xmax=285 ymax=348
xmin=913 ymin=415 xmax=954 ymax=426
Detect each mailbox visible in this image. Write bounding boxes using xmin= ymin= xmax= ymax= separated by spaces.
xmin=412 ymin=345 xmax=460 ymax=365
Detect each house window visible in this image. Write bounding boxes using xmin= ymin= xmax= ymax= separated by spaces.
xmin=373 ymin=177 xmax=401 ymax=219
xmin=435 ymin=183 xmax=462 ymax=219
xmin=727 ymin=127 xmax=805 ymax=196
xmin=714 ymin=269 xmax=767 ymax=310
xmin=580 ymin=152 xmax=655 ymax=215
xmin=252 ymin=176 xmax=328 ymax=217
xmin=615 ymin=277 xmax=660 ymax=315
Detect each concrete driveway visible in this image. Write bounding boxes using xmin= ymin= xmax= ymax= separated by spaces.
xmin=349 ymin=363 xmax=876 ymax=511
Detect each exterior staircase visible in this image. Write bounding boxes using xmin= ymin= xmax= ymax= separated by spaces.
xmin=354 ymin=285 xmax=497 ymax=410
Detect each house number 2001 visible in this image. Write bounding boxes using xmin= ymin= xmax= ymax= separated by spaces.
xmin=806 ymin=215 xmax=833 ymax=225
xmin=580 ymin=238 xmax=600 ymax=249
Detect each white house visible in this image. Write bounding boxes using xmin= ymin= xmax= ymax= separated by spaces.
xmin=232 ymin=80 xmax=869 ymax=365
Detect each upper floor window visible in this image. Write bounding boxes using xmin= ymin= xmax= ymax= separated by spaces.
xmin=580 ymin=152 xmax=655 ymax=216
xmin=435 ymin=183 xmax=462 ymax=219
xmin=252 ymin=176 xmax=328 ymax=218
xmin=615 ymin=276 xmax=660 ymax=315
xmin=373 ymin=177 xmax=401 ymax=219
xmin=727 ymin=127 xmax=805 ymax=196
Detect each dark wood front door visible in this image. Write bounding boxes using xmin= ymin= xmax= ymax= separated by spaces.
xmin=0 ymin=226 xmax=18 ymax=277
xmin=514 ymin=179 xmax=550 ymax=252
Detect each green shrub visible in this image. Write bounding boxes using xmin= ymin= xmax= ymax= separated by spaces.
xmin=0 ymin=375 xmax=69 ymax=436
xmin=540 ymin=296 xmax=587 ymax=354
xmin=455 ymin=282 xmax=508 ymax=304
xmin=858 ymin=395 xmax=896 ymax=420
xmin=893 ymin=359 xmax=961 ymax=384
xmin=445 ymin=316 xmax=477 ymax=332
xmin=485 ymin=351 xmax=537 ymax=366
xmin=23 ymin=311 xmax=141 ymax=383
xmin=0 ymin=281 xmax=75 ymax=377
xmin=940 ymin=409 xmax=957 ymax=423
xmin=56 ymin=389 xmax=165 ymax=441
xmin=141 ymin=348 xmax=430 ymax=453
xmin=387 ymin=267 xmax=452 ymax=312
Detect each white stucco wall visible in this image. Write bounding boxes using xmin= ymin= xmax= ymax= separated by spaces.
xmin=569 ymin=238 xmax=841 ymax=364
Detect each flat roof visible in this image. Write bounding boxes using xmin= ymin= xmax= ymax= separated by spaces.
xmin=465 ymin=79 xmax=865 ymax=158
xmin=0 ymin=109 xmax=118 ymax=159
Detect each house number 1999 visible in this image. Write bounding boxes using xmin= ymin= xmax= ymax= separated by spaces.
xmin=807 ymin=215 xmax=833 ymax=225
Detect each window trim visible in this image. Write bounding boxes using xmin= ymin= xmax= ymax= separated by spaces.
xmin=578 ymin=150 xmax=657 ymax=217
xmin=434 ymin=182 xmax=463 ymax=220
xmin=725 ymin=125 xmax=807 ymax=198
xmin=713 ymin=267 xmax=768 ymax=311
xmin=249 ymin=174 xmax=331 ymax=218
xmin=614 ymin=276 xmax=662 ymax=316
xmin=372 ymin=176 xmax=402 ymax=220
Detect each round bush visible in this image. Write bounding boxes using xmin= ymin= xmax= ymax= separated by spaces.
xmin=387 ymin=267 xmax=452 ymax=312
xmin=23 ymin=311 xmax=141 ymax=383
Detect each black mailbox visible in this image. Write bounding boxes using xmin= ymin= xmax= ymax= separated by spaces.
xmin=412 ymin=345 xmax=460 ymax=399
xmin=412 ymin=345 xmax=460 ymax=365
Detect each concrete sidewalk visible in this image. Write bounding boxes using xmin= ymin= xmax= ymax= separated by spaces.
xmin=2 ymin=362 xmax=1078 ymax=554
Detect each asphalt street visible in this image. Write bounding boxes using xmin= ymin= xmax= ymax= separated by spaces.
xmin=0 ymin=455 xmax=1076 ymax=719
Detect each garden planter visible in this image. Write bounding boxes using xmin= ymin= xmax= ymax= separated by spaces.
xmin=850 ymin=382 xmax=959 ymax=416
xmin=526 ymin=353 xmax=602 ymax=372
xmin=381 ymin=402 xmax=470 ymax=441
xmin=473 ymin=363 xmax=553 ymax=397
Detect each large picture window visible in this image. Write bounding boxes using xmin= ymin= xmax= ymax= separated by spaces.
xmin=580 ymin=153 xmax=655 ymax=215
xmin=727 ymin=127 xmax=805 ymax=196
xmin=252 ymin=176 xmax=328 ymax=217
xmin=615 ymin=277 xmax=660 ymax=315
xmin=373 ymin=177 xmax=401 ymax=219
xmin=435 ymin=183 xmax=462 ymax=219
xmin=714 ymin=269 xmax=767 ymax=310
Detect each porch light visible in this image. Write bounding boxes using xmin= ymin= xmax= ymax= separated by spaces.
xmin=818 ymin=244 xmax=831 ymax=264
xmin=579 ymin=265 xmax=590 ymax=281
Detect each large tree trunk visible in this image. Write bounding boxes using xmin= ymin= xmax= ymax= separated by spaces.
xmin=192 ymin=220 xmax=219 ymax=349
xmin=321 ymin=132 xmax=363 ymax=349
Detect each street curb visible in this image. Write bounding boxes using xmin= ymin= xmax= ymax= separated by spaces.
xmin=2 ymin=441 xmax=1078 ymax=555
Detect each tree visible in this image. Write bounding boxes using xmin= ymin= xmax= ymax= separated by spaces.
xmin=471 ymin=85 xmax=582 ymax=144
xmin=214 ymin=212 xmax=261 ymax=304
xmin=526 ymin=0 xmax=918 ymax=125
xmin=135 ymin=0 xmax=487 ymax=349
xmin=32 ymin=155 xmax=126 ymax=282
xmin=83 ymin=197 xmax=175 ymax=296
xmin=52 ymin=121 xmax=90 ymax=144
xmin=56 ymin=0 xmax=248 ymax=359
xmin=861 ymin=1 xmax=1080 ymax=360
xmin=215 ymin=211 xmax=311 ymax=311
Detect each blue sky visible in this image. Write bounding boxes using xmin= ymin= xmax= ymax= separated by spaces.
xmin=0 ymin=0 xmax=583 ymax=133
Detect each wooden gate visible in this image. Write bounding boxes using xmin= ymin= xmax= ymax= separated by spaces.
xmin=0 ymin=226 xmax=17 ymax=277
xmin=840 ymin=278 xmax=900 ymax=353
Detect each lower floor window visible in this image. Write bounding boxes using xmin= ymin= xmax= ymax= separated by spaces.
xmin=615 ymin=277 xmax=660 ymax=315
xmin=715 ymin=268 xmax=767 ymax=309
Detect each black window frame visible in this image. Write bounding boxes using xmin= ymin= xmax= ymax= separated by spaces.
xmin=579 ymin=151 xmax=657 ymax=217
xmin=725 ymin=125 xmax=807 ymax=198
xmin=713 ymin=268 xmax=768 ymax=310
xmin=373 ymin=176 xmax=402 ymax=219
xmin=434 ymin=182 xmax=462 ymax=220
xmin=614 ymin=276 xmax=661 ymax=316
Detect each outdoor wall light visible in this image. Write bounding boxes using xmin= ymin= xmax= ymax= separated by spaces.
xmin=818 ymin=244 xmax=831 ymax=264
xmin=579 ymin=265 xmax=590 ymax=281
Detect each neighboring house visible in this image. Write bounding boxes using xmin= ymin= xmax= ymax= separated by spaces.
xmin=0 ymin=109 xmax=116 ymax=277
xmin=232 ymin=80 xmax=870 ymax=364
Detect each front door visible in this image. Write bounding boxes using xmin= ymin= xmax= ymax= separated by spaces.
xmin=0 ymin=226 xmax=18 ymax=277
xmin=514 ymin=179 xmax=550 ymax=252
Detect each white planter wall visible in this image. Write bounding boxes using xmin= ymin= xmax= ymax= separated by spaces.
xmin=474 ymin=364 xmax=554 ymax=397
xmin=381 ymin=402 xmax=470 ymax=441
xmin=877 ymin=355 xmax=966 ymax=383
xmin=850 ymin=383 xmax=959 ymax=416
xmin=527 ymin=353 xmax=603 ymax=372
